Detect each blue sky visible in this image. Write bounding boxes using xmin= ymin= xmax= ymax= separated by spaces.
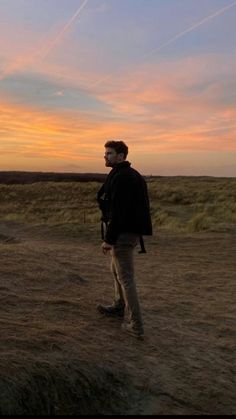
xmin=0 ymin=0 xmax=236 ymax=175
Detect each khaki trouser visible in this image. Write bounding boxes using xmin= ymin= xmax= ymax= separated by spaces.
xmin=111 ymin=233 xmax=144 ymax=333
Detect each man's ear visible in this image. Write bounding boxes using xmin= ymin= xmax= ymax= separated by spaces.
xmin=118 ymin=153 xmax=125 ymax=161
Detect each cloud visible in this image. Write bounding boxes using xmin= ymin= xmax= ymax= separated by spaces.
xmin=0 ymin=47 xmax=235 ymax=174
xmin=53 ymin=91 xmax=64 ymax=97
xmin=90 ymin=53 xmax=236 ymax=136
xmin=0 ymin=72 xmax=109 ymax=116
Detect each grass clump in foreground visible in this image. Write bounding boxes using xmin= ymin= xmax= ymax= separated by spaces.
xmin=0 ymin=353 xmax=133 ymax=415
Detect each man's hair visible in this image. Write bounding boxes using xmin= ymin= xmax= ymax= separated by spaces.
xmin=104 ymin=140 xmax=129 ymax=159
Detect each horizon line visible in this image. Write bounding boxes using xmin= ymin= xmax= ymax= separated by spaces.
xmin=0 ymin=170 xmax=235 ymax=179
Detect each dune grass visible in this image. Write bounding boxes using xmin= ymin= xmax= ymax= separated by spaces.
xmin=0 ymin=177 xmax=235 ymax=233
xmin=147 ymin=177 xmax=236 ymax=233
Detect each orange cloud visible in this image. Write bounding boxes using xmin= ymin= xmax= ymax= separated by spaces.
xmin=1 ymin=49 xmax=236 ymax=175
xmin=87 ymin=54 xmax=236 ymax=152
xmin=0 ymin=99 xmax=132 ymax=163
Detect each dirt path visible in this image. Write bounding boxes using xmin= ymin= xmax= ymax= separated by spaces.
xmin=0 ymin=221 xmax=235 ymax=415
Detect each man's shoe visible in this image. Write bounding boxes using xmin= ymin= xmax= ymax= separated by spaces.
xmin=121 ymin=322 xmax=144 ymax=339
xmin=97 ymin=304 xmax=125 ymax=318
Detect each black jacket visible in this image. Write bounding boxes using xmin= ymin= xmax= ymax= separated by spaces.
xmin=97 ymin=161 xmax=152 ymax=245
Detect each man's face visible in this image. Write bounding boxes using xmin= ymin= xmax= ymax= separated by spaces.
xmin=104 ymin=147 xmax=124 ymax=167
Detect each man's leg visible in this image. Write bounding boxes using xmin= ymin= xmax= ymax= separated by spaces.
xmin=111 ymin=256 xmax=125 ymax=309
xmin=112 ymin=233 xmax=144 ymax=335
xmin=97 ymin=256 xmax=125 ymax=317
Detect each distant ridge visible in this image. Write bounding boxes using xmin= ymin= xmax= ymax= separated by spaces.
xmin=0 ymin=171 xmax=107 ymax=184
xmin=0 ymin=171 xmax=231 ymax=185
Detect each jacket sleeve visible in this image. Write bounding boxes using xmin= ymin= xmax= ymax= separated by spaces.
xmin=104 ymin=175 xmax=132 ymax=245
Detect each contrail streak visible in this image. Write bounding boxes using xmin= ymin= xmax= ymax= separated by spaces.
xmin=90 ymin=1 xmax=236 ymax=88
xmin=0 ymin=0 xmax=89 ymax=81
xmin=144 ymin=0 xmax=236 ymax=59
xmin=39 ymin=0 xmax=89 ymax=60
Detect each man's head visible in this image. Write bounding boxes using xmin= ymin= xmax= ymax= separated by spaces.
xmin=104 ymin=140 xmax=129 ymax=168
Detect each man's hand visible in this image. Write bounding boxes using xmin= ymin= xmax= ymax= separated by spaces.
xmin=102 ymin=242 xmax=113 ymax=255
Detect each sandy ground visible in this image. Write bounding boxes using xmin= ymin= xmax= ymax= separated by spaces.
xmin=0 ymin=221 xmax=235 ymax=415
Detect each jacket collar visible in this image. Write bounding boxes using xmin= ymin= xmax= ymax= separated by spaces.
xmin=112 ymin=161 xmax=131 ymax=171
xmin=105 ymin=161 xmax=131 ymax=184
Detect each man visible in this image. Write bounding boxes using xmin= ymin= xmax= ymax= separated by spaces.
xmin=97 ymin=140 xmax=152 ymax=338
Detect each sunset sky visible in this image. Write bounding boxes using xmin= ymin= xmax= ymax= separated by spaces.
xmin=0 ymin=0 xmax=236 ymax=176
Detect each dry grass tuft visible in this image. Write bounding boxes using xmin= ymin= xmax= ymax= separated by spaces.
xmin=0 ymin=352 xmax=130 ymax=415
